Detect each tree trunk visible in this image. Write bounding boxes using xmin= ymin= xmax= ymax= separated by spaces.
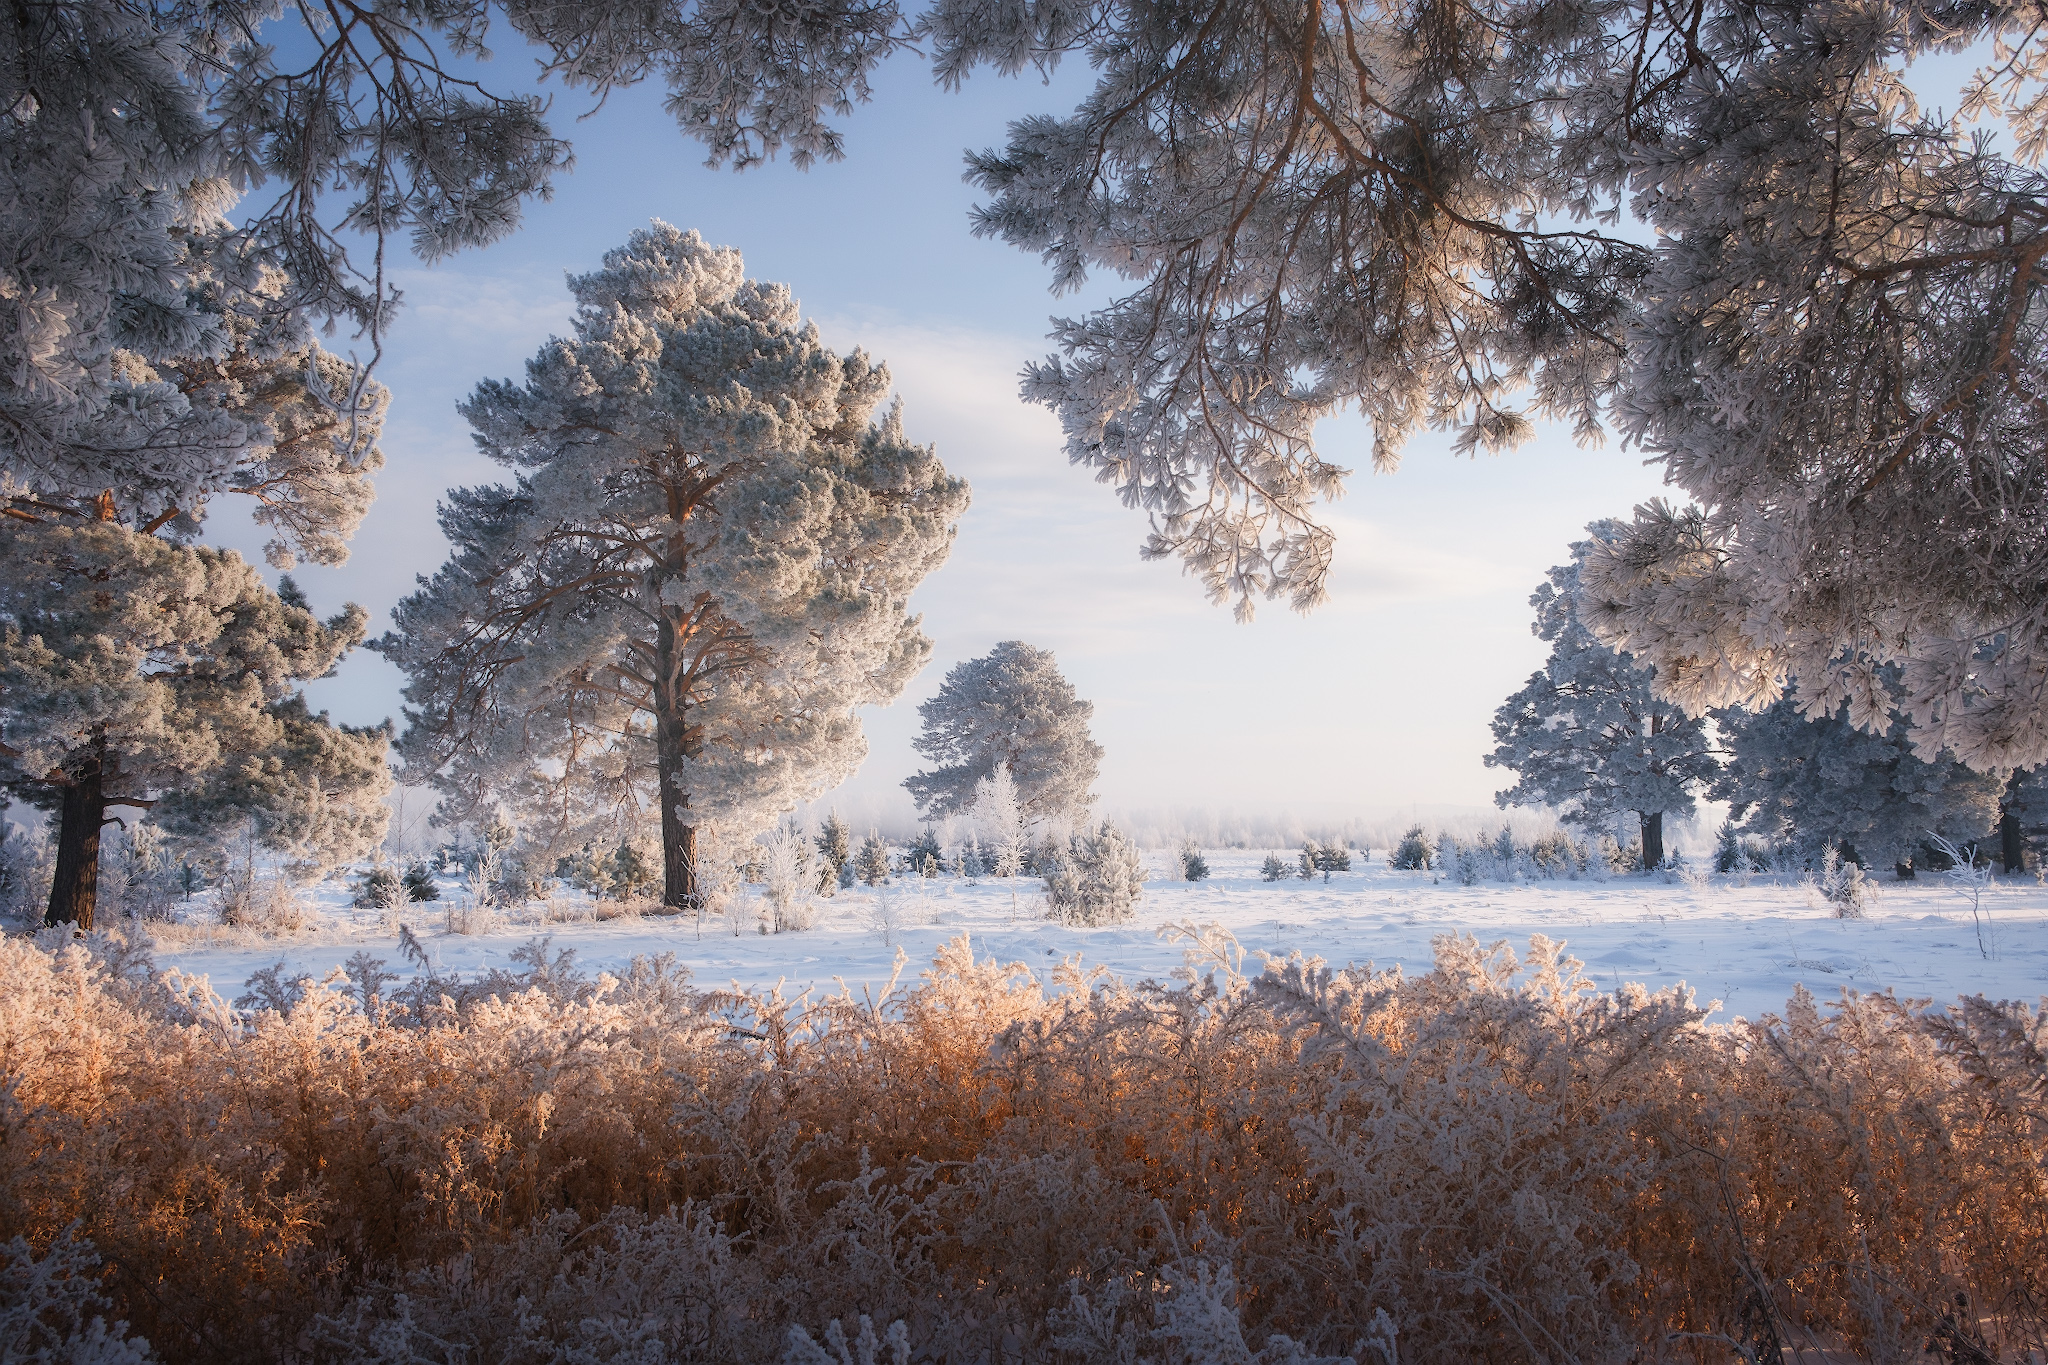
xmin=1639 ymin=810 xmax=1664 ymax=870
xmin=1999 ymin=770 xmax=2027 ymax=873
xmin=46 ymin=742 xmax=106 ymax=931
xmin=654 ymin=708 xmax=697 ymax=911
xmin=654 ymin=613 xmax=698 ymax=911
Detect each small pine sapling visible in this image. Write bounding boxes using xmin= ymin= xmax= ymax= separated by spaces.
xmin=353 ymin=865 xmax=403 ymax=909
xmin=611 ymin=841 xmax=659 ymax=900
xmin=815 ymin=815 xmax=852 ymax=891
xmin=958 ymin=835 xmax=987 ymax=881
xmin=1260 ymin=852 xmax=1289 ymax=881
xmin=1389 ymin=826 xmax=1436 ymax=871
xmin=907 ymin=827 xmax=944 ymax=878
xmin=854 ymin=833 xmax=891 ymax=886
xmin=1491 ymin=824 xmax=1517 ymax=879
xmin=1297 ymin=843 xmax=1317 ymax=879
xmin=1808 ymin=845 xmax=1876 ymax=919
xmin=1314 ymin=842 xmax=1352 ymax=875
xmin=1045 ymin=822 xmax=1146 ymax=925
xmin=1178 ymin=838 xmax=1211 ymax=882
xmin=401 ymin=862 xmax=440 ymax=902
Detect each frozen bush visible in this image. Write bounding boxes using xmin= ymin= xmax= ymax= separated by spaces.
xmin=760 ymin=823 xmax=821 ymax=932
xmin=1 ymin=927 xmax=2044 ymax=1364
xmin=99 ymin=824 xmax=175 ymax=923
xmin=1259 ymin=852 xmax=1288 ymax=882
xmin=1808 ymin=846 xmax=1877 ymax=919
xmin=0 ymin=1228 xmax=156 ymax=1364
xmin=1714 ymin=819 xmax=1774 ymax=873
xmin=0 ymin=822 xmax=55 ymax=920
xmin=1177 ymin=838 xmax=1210 ymax=882
xmin=1045 ymin=822 xmax=1146 ymax=925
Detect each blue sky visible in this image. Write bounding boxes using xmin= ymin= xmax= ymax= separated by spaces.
xmin=209 ymin=42 xmax=1674 ymax=823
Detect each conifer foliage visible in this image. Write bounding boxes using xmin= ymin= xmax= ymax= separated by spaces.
xmin=904 ymin=641 xmax=1102 ymax=825
xmin=376 ymin=225 xmax=969 ymax=908
xmin=0 ymin=529 xmax=387 ymax=928
xmin=1712 ymin=677 xmax=2003 ymax=873
xmin=1487 ymin=525 xmax=1718 ymax=868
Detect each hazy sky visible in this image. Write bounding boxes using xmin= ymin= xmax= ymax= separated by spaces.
xmin=211 ymin=46 xmax=1676 ymax=823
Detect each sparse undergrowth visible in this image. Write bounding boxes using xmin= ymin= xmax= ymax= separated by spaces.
xmin=0 ymin=926 xmax=2041 ymax=1364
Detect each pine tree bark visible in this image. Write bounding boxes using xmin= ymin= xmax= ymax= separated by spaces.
xmin=1639 ymin=810 xmax=1665 ymax=870
xmin=46 ymin=735 xmax=106 ymax=930
xmin=654 ymin=615 xmax=697 ymax=911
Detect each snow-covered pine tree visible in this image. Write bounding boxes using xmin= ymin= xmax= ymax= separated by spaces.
xmin=0 ymin=530 xmax=389 ymax=928
xmin=815 ymin=814 xmax=853 ymax=892
xmin=904 ymin=642 xmax=1103 ymax=825
xmin=1486 ymin=524 xmax=1719 ymax=869
xmin=14 ymin=1 xmax=2048 ymax=768
xmin=907 ymin=828 xmax=944 ymax=878
xmin=1177 ymin=838 xmax=1210 ymax=882
xmin=854 ymin=833 xmax=891 ymax=887
xmin=1711 ymin=673 xmax=2003 ymax=875
xmin=1388 ymin=826 xmax=1436 ymax=871
xmin=1044 ymin=821 xmax=1146 ymax=925
xmin=1260 ymin=852 xmax=1289 ymax=881
xmin=942 ymin=0 xmax=2048 ymax=769
xmin=376 ymin=226 xmax=969 ymax=908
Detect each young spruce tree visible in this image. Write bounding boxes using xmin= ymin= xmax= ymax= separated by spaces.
xmin=1486 ymin=524 xmax=1718 ymax=868
xmin=377 ymin=225 xmax=969 ymax=908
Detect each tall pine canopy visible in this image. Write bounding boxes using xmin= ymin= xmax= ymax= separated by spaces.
xmin=904 ymin=640 xmax=1102 ymax=826
xmin=1487 ymin=524 xmax=1718 ymax=867
xmin=377 ymin=224 xmax=969 ymax=907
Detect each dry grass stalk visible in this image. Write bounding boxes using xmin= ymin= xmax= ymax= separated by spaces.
xmin=0 ymin=927 xmax=2039 ymax=1363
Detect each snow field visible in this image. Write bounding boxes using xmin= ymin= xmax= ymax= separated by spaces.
xmin=151 ymin=849 xmax=2046 ymax=1017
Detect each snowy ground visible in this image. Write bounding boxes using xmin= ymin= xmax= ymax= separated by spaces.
xmin=145 ymin=851 xmax=2048 ymax=1020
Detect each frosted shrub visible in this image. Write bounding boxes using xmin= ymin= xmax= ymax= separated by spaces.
xmin=97 ymin=824 xmax=176 ymax=924
xmin=1177 ymin=837 xmax=1210 ymax=882
xmin=3 ymin=928 xmax=2045 ymax=1363
xmin=1045 ymin=822 xmax=1146 ymax=925
xmin=0 ymin=1229 xmax=155 ymax=1364
xmin=1808 ymin=846 xmax=1876 ymax=919
xmin=968 ymin=766 xmax=1028 ymax=877
xmin=0 ymin=823 xmax=54 ymax=920
xmin=1927 ymin=833 xmax=1996 ymax=957
xmin=1260 ymin=852 xmax=1289 ymax=882
xmin=1388 ymin=825 xmax=1436 ymax=871
xmin=1526 ymin=832 xmax=1581 ymax=879
xmin=215 ymin=866 xmax=305 ymax=935
xmin=760 ymin=823 xmax=821 ymax=932
xmin=1714 ymin=820 xmax=1775 ymax=874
